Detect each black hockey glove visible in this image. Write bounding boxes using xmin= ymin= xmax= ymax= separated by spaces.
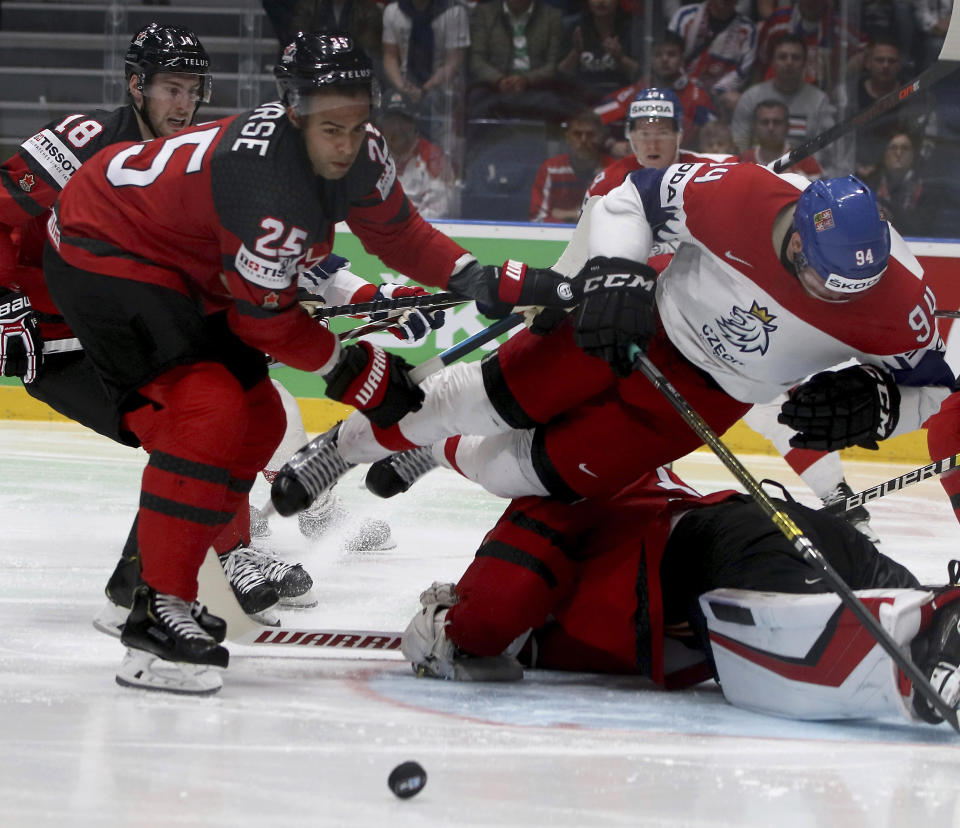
xmin=0 ymin=291 xmax=43 ymax=383
xmin=778 ymin=365 xmax=900 ymax=451
xmin=323 ymin=342 xmax=425 ymax=429
xmin=571 ymin=256 xmax=657 ymax=377
xmin=447 ymin=259 xmax=578 ymax=319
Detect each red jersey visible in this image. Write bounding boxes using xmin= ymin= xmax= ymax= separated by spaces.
xmin=529 ymin=152 xmax=612 ymax=223
xmin=0 ymin=105 xmax=141 ymax=336
xmin=51 ymin=103 xmax=469 ymax=375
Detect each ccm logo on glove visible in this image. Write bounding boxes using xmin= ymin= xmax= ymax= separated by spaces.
xmin=583 ymin=271 xmax=655 ymax=294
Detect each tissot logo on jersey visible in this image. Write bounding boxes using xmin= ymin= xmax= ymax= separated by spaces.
xmin=21 ymin=129 xmax=83 ymax=189
xmin=235 ymin=244 xmax=296 ymax=289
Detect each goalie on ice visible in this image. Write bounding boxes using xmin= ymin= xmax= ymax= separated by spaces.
xmin=401 ymin=466 xmax=960 ymax=727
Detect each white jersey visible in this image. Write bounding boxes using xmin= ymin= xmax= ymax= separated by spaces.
xmin=588 ymin=162 xmax=955 ymax=432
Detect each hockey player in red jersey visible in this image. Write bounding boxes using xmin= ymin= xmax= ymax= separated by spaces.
xmin=41 ymin=31 xmax=576 ymax=694
xmin=583 ymin=87 xmax=737 ymax=203
xmin=272 ymin=168 xmax=955 ymax=529
xmin=400 ymin=468 xmax=960 ymax=727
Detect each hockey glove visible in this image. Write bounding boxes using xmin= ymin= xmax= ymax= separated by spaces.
xmin=447 ymin=259 xmax=578 ymax=319
xmin=323 ymin=341 xmax=424 ymax=429
xmin=571 ymin=256 xmax=657 ymax=377
xmin=0 ymin=291 xmax=42 ymax=383
xmin=370 ymin=284 xmax=446 ymax=342
xmin=778 ymin=365 xmax=900 ymax=451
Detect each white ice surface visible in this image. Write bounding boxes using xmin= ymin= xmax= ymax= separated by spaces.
xmin=2 ymin=420 xmax=960 ymax=827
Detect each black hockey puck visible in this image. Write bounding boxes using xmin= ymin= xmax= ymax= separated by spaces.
xmin=388 ymin=761 xmax=427 ymax=799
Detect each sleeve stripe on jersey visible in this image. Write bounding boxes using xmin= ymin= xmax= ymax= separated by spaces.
xmin=20 ymin=129 xmax=83 ymax=190
xmin=0 ymin=168 xmax=48 ymax=218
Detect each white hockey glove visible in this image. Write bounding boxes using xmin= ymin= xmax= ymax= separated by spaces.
xmin=370 ymin=284 xmax=446 ymax=343
xmin=418 ymin=581 xmax=459 ymax=608
xmin=0 ymin=291 xmax=43 ymax=383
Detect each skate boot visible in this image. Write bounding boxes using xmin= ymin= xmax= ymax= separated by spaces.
xmin=271 ymin=423 xmax=355 ymax=517
xmin=911 ymin=572 xmax=960 ymax=725
xmin=240 ymin=546 xmax=317 ymax=608
xmin=249 ymin=503 xmax=272 ymax=539
xmin=365 ymin=446 xmax=439 ymax=498
xmin=220 ymin=545 xmax=280 ymax=620
xmin=822 ymin=480 xmax=880 ymax=544
xmin=92 ymin=548 xmax=144 ymax=638
xmin=94 ymin=549 xmax=227 ymax=641
xmin=297 ymin=490 xmax=396 ymax=551
xmin=117 ymin=585 xmax=229 ymax=695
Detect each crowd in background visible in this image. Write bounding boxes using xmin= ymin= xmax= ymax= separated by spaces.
xmin=263 ymin=1 xmax=955 ymax=231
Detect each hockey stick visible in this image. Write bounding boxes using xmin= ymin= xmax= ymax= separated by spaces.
xmin=304 ymin=290 xmax=465 ymax=319
xmin=196 ymin=548 xmax=404 ymax=650
xmin=630 ymin=347 xmax=960 ymax=731
xmin=769 ymin=12 xmax=960 ymax=172
xmin=821 ymin=453 xmax=960 ymax=515
xmin=934 ymin=310 xmax=960 ymax=319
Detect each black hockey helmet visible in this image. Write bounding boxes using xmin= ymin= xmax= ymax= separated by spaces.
xmin=125 ymin=22 xmax=212 ymax=103
xmin=274 ymin=31 xmax=377 ymax=113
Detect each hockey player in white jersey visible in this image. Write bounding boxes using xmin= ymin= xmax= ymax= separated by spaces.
xmin=271 ymin=166 xmax=956 ymax=518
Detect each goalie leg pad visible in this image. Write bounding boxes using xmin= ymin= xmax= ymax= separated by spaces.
xmin=700 ymin=587 xmax=932 ymax=723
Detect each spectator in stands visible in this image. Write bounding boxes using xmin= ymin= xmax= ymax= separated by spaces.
xmin=832 ymin=35 xmax=929 ymax=179
xmin=382 ymin=0 xmax=469 ymax=107
xmin=529 ymin=108 xmax=611 ymax=222
xmin=292 ymin=0 xmax=385 ymax=79
xmin=858 ymin=1 xmax=916 ymax=71
xmin=668 ymin=0 xmax=758 ymax=119
xmin=731 ymin=34 xmax=836 ymax=170
xmin=593 ymin=30 xmax=718 ymax=153
xmin=467 ymin=0 xmax=567 ymax=123
xmin=697 ymin=118 xmax=737 ymax=154
xmin=865 ymin=129 xmax=932 ymax=236
xmin=754 ymin=0 xmax=867 ymax=92
xmin=914 ymin=0 xmax=952 ymax=69
xmin=557 ymin=0 xmax=640 ymax=105
xmin=377 ymin=91 xmax=458 ymax=219
xmin=738 ymin=98 xmax=823 ymax=179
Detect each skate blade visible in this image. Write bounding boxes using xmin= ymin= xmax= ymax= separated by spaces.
xmin=91 ymin=600 xmax=129 ymax=640
xmin=278 ymin=589 xmax=319 ymax=609
xmin=115 ymin=648 xmax=223 ymax=696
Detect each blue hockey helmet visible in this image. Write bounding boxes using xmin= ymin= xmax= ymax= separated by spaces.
xmin=793 ymin=176 xmax=891 ymax=295
xmin=628 ymin=88 xmax=683 ymax=131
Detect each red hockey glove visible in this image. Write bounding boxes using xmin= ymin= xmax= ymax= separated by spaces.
xmin=0 ymin=291 xmax=43 ymax=383
xmin=447 ymin=260 xmax=578 ymax=319
xmin=323 ymin=341 xmax=424 ymax=428
xmin=779 ymin=365 xmax=900 ymax=451
xmin=370 ymin=284 xmax=446 ymax=342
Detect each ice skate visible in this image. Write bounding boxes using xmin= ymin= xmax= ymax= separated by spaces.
xmin=365 ymin=446 xmax=438 ymax=498
xmin=822 ymin=480 xmax=880 ymax=543
xmin=249 ymin=503 xmax=272 ymax=539
xmin=219 ymin=545 xmax=281 ymax=623
xmin=911 ymin=580 xmax=960 ymax=724
xmin=298 ymin=490 xmax=396 ymax=551
xmin=271 ymin=423 xmax=355 ymax=517
xmin=239 ymin=545 xmax=317 ymax=608
xmin=94 ymin=547 xmax=225 ymax=641
xmin=117 ymin=585 xmax=228 ymax=695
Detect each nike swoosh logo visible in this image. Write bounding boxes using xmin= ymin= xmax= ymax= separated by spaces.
xmin=804 ymin=578 xmax=822 ymax=585
xmin=725 ymin=250 xmax=753 ymax=267
xmin=578 ymin=463 xmax=598 ymax=478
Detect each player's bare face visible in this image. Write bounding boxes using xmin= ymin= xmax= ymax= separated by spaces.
xmin=629 ymin=121 xmax=680 ymax=169
xmin=137 ymin=73 xmax=203 ymax=138
xmin=298 ymin=95 xmax=371 ymax=179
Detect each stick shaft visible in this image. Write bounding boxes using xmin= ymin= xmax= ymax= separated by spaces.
xmin=632 ymin=350 xmax=960 ymax=731
xmin=822 ymin=454 xmax=960 ymax=514
xmin=308 ymin=291 xmax=464 ymax=319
